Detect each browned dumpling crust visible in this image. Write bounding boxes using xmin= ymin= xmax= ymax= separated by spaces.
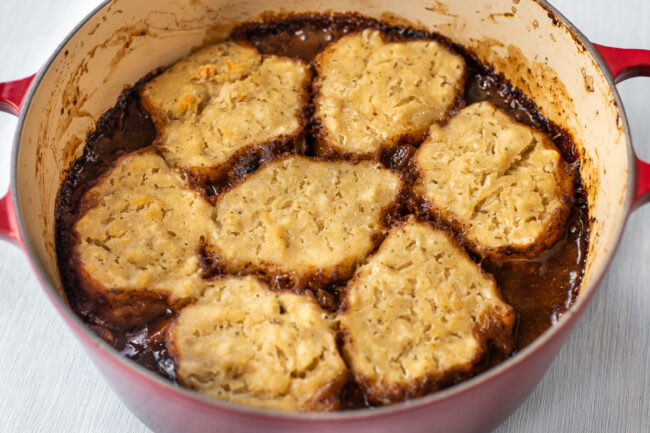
xmin=73 ymin=151 xmax=217 ymax=321
xmin=413 ymin=102 xmax=574 ymax=259
xmin=61 ymin=16 xmax=583 ymax=414
xmin=339 ymin=217 xmax=515 ymax=405
xmin=313 ymin=29 xmax=466 ymax=158
xmin=209 ymin=155 xmax=405 ymax=289
xmin=141 ymin=41 xmax=311 ymax=183
xmin=167 ymin=276 xmax=347 ymax=411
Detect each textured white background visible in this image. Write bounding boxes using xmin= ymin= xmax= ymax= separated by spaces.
xmin=0 ymin=1 xmax=648 ymax=432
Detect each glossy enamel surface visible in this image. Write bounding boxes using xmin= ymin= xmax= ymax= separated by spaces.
xmin=2 ymin=0 xmax=645 ymax=432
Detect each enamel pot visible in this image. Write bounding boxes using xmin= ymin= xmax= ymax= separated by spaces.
xmin=1 ymin=0 xmax=649 ymax=432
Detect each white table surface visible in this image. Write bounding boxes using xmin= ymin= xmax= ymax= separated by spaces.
xmin=0 ymin=1 xmax=648 ymax=432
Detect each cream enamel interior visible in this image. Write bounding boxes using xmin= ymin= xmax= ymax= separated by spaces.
xmin=15 ymin=0 xmax=627 ymax=366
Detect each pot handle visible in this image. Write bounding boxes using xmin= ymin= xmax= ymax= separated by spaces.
xmin=0 ymin=74 xmax=35 ymax=245
xmin=594 ymin=44 xmax=650 ymax=209
xmin=0 ymin=75 xmax=34 ymax=116
xmin=0 ymin=194 xmax=20 ymax=244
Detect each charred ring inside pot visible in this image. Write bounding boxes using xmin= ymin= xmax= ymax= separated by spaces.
xmin=54 ymin=13 xmax=588 ymax=412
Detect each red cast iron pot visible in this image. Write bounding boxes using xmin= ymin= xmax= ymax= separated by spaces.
xmin=1 ymin=0 xmax=649 ymax=432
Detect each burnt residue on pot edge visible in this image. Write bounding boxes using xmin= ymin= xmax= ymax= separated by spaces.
xmin=53 ymin=13 xmax=589 ymax=405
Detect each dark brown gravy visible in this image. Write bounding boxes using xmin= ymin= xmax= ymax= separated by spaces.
xmin=54 ymin=14 xmax=588 ymax=406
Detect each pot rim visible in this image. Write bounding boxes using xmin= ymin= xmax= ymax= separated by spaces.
xmin=9 ymin=0 xmax=636 ymax=422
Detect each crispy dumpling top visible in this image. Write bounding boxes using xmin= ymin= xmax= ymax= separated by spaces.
xmin=413 ymin=102 xmax=574 ymax=258
xmin=314 ymin=29 xmax=466 ymax=157
xmin=339 ymin=218 xmax=515 ymax=404
xmin=209 ymin=156 xmax=404 ymax=287
xmin=141 ymin=41 xmax=310 ymax=174
xmin=74 ymin=151 xmax=217 ymax=306
xmin=168 ymin=275 xmax=347 ymax=411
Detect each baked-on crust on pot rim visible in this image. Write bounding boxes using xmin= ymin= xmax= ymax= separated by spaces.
xmin=141 ymin=41 xmax=311 ymax=188
xmin=413 ymin=102 xmax=574 ymax=259
xmin=207 ymin=155 xmax=406 ymax=289
xmin=167 ymin=275 xmax=347 ymax=411
xmin=73 ymin=151 xmax=217 ymax=322
xmin=339 ymin=217 xmax=515 ymax=405
xmin=313 ymin=28 xmax=466 ymax=159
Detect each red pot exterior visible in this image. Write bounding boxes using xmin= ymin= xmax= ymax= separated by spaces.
xmin=82 ymin=309 xmax=574 ymax=433
xmin=2 ymin=1 xmax=650 ymax=432
xmin=0 ymin=74 xmax=34 ymax=244
xmin=593 ymin=43 xmax=650 ymax=208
